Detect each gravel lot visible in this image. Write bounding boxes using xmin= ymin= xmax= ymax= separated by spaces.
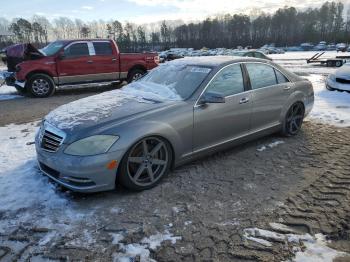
xmin=0 ymin=54 xmax=349 ymax=261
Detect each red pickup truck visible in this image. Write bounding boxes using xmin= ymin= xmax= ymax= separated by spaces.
xmin=2 ymin=39 xmax=159 ymax=97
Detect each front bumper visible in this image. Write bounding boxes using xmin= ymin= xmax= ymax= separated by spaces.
xmin=0 ymin=70 xmax=25 ymax=88
xmin=35 ymin=135 xmax=125 ymax=193
xmin=326 ymin=77 xmax=350 ymax=91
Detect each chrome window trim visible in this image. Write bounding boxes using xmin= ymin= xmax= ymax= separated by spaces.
xmin=63 ymin=41 xmax=91 ymax=56
xmin=194 ymin=60 xmax=293 ymax=108
xmin=243 ymin=61 xmax=292 ymax=84
xmin=91 ymin=41 xmax=114 ymax=56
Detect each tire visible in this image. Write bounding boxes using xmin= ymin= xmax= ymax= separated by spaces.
xmin=326 ymin=85 xmax=335 ymax=91
xmin=26 ymin=74 xmax=55 ymax=98
xmin=281 ymin=102 xmax=305 ymax=136
xmin=335 ymin=61 xmax=342 ymax=67
xmin=127 ymin=69 xmax=146 ymax=83
xmin=118 ymin=136 xmax=173 ymax=191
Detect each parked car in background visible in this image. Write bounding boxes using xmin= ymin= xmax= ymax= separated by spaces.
xmin=326 ymin=64 xmax=350 ymax=92
xmin=1 ymin=39 xmax=159 ymax=97
xmin=36 ymin=56 xmax=313 ymax=192
xmin=232 ymin=50 xmax=272 ymax=60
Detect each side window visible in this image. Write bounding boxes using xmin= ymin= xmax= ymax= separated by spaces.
xmin=244 ymin=52 xmax=254 ymax=57
xmin=245 ymin=63 xmax=277 ymax=89
xmin=254 ymin=52 xmax=264 ymax=59
xmin=93 ymin=42 xmax=113 ymax=55
xmin=275 ymin=69 xmax=289 ymax=84
xmin=206 ymin=64 xmax=244 ymax=97
xmin=64 ymin=43 xmax=89 ymax=57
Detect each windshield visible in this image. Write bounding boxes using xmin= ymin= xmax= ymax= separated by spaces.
xmin=40 ymin=41 xmax=65 ymax=56
xmin=124 ymin=64 xmax=212 ymax=101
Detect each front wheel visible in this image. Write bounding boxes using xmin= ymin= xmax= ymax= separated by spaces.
xmin=26 ymin=74 xmax=55 ymax=98
xmin=127 ymin=69 xmax=146 ymax=83
xmin=118 ymin=137 xmax=173 ymax=191
xmin=281 ymin=102 xmax=305 ymax=136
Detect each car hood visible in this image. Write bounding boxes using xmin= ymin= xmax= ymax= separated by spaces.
xmin=44 ymin=88 xmax=178 ymax=137
xmin=334 ymin=65 xmax=350 ymax=80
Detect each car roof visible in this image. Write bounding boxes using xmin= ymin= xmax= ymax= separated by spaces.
xmin=165 ymin=56 xmax=268 ymax=68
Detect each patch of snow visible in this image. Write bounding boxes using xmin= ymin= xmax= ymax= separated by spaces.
xmin=0 ymin=122 xmax=67 ymax=212
xmin=257 ymin=141 xmax=284 ymax=152
xmin=45 ymin=88 xmax=155 ymax=130
xmin=293 ymin=233 xmax=349 ymax=262
xmin=110 ymin=207 xmax=123 ymax=214
xmin=113 ymin=230 xmax=181 ymax=262
xmin=0 ymin=83 xmax=22 ymax=101
xmin=243 ymin=226 xmax=349 ymax=261
xmin=110 ymin=233 xmax=125 ymax=245
xmin=257 ymin=145 xmax=266 ymax=152
xmin=245 ymin=235 xmax=273 ymax=247
xmin=184 ymin=221 xmax=192 ymax=226
xmin=306 ymin=74 xmax=350 ymax=127
xmin=268 ymin=141 xmax=285 ymax=148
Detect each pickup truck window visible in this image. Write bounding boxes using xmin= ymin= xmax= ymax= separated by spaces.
xmin=93 ymin=42 xmax=113 ymax=55
xmin=64 ymin=43 xmax=89 ymax=57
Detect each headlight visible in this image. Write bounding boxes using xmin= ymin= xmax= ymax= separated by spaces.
xmin=64 ymin=135 xmax=119 ymax=156
xmin=328 ymin=74 xmax=336 ymax=81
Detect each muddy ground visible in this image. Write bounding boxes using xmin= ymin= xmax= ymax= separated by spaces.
xmin=0 ymin=83 xmax=350 ymax=261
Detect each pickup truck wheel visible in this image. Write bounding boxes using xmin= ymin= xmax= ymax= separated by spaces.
xmin=127 ymin=69 xmax=146 ymax=83
xmin=27 ymin=74 xmax=55 ymax=98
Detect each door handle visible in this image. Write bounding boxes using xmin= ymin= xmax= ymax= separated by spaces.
xmin=284 ymin=84 xmax=292 ymax=90
xmin=239 ymin=97 xmax=249 ymax=104
xmin=87 ymin=60 xmax=93 ymax=64
xmin=112 ymin=58 xmax=117 ymax=62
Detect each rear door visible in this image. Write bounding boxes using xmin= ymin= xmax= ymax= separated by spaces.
xmin=57 ymin=41 xmax=95 ymax=84
xmin=91 ymin=41 xmax=120 ymax=81
xmin=244 ymin=63 xmax=292 ymax=131
xmin=193 ymin=63 xmax=252 ymax=152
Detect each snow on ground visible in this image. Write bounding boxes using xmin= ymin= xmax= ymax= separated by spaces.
xmin=112 ymin=230 xmax=181 ymax=262
xmin=244 ymin=227 xmax=349 ymax=262
xmin=0 ymin=121 xmax=180 ymax=259
xmin=0 ymin=83 xmax=22 ymax=101
xmin=257 ymin=140 xmax=285 ymax=152
xmin=305 ymin=74 xmax=350 ymax=127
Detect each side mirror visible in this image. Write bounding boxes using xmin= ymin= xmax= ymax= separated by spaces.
xmin=199 ymin=91 xmax=225 ymax=105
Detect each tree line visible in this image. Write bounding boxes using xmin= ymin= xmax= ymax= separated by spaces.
xmin=0 ymin=1 xmax=349 ymax=51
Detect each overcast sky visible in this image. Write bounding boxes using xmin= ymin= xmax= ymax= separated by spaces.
xmin=0 ymin=0 xmax=348 ymax=23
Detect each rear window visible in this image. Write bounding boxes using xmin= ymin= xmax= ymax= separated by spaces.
xmin=93 ymin=42 xmax=113 ymax=55
xmin=245 ymin=63 xmax=277 ymax=89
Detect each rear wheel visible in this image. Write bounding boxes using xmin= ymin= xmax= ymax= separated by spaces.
xmin=281 ymin=102 xmax=305 ymax=136
xmin=27 ymin=74 xmax=55 ymax=98
xmin=118 ymin=137 xmax=173 ymax=191
xmin=127 ymin=69 xmax=146 ymax=83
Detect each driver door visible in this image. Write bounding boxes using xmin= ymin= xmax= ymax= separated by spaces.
xmin=193 ymin=63 xmax=252 ymax=152
xmin=57 ymin=42 xmax=95 ymax=84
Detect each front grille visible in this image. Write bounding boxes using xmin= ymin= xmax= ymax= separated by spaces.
xmin=39 ymin=123 xmax=66 ymax=152
xmin=336 ymin=78 xmax=350 ymax=84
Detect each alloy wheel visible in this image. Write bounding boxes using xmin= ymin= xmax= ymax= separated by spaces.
xmin=132 ymin=73 xmax=143 ymax=82
xmin=127 ymin=137 xmax=169 ymax=187
xmin=32 ymin=78 xmax=50 ymax=95
xmin=286 ymin=103 xmax=304 ymax=135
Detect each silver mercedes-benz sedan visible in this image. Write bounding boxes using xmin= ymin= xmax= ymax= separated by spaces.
xmin=35 ymin=56 xmax=314 ymax=192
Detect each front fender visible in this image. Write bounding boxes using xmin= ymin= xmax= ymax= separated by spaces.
xmin=108 ymin=120 xmax=185 ymax=163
